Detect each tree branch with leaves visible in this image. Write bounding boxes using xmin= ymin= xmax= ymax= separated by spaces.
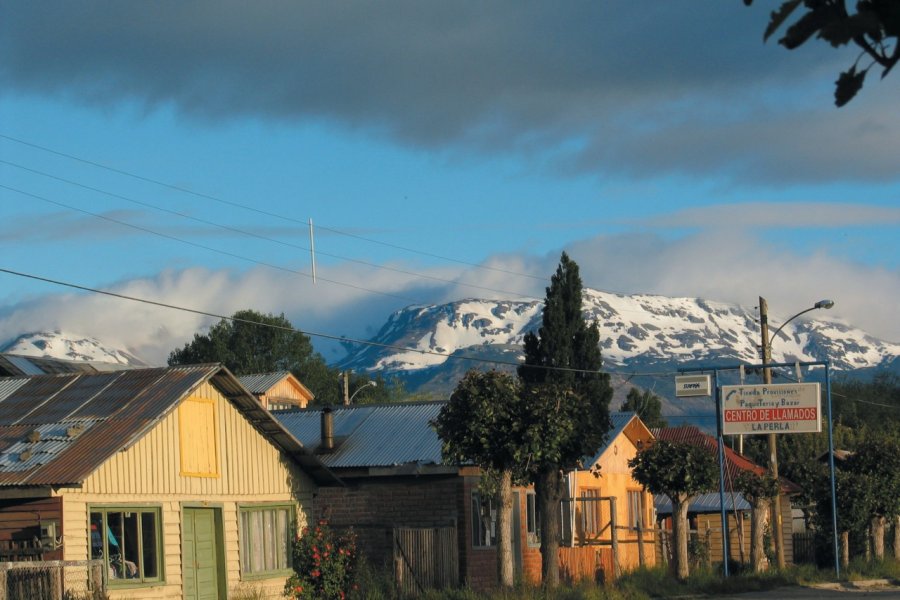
xmin=746 ymin=0 xmax=900 ymax=105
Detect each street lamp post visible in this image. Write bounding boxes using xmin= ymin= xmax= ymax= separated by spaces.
xmin=348 ymin=380 xmax=377 ymax=405
xmin=758 ymin=296 xmax=834 ymax=569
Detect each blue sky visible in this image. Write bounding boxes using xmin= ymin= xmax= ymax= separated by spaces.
xmin=1 ymin=1 xmax=898 ymax=364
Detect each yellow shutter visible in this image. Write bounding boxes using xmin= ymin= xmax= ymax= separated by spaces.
xmin=178 ymin=396 xmax=220 ymax=477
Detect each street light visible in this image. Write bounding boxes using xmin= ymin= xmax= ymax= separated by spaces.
xmin=349 ymin=380 xmax=377 ymax=404
xmin=759 ymin=296 xmax=834 ymax=569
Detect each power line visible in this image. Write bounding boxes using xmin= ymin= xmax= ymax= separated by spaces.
xmin=0 ymin=266 xmax=619 ymax=377
xmin=0 ymin=134 xmax=699 ymax=318
xmin=0 ymin=183 xmax=417 ymax=303
xmin=0 ymin=132 xmax=544 ymax=282
xmin=0 ymin=159 xmax=540 ymax=300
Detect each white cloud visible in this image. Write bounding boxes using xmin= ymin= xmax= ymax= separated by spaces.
xmin=2 ymin=230 xmax=896 ymax=369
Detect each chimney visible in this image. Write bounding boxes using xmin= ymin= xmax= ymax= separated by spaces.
xmin=320 ymin=407 xmax=334 ymax=452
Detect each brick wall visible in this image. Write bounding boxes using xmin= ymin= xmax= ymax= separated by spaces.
xmin=315 ymin=474 xmax=462 ymax=572
xmin=316 ymin=473 xmax=545 ymax=592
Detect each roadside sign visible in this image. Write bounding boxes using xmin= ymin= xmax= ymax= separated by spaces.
xmin=721 ymin=383 xmax=821 ymax=435
xmin=675 ymin=375 xmax=711 ymax=397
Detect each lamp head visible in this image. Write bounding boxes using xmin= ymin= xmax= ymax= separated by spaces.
xmin=814 ymin=299 xmax=834 ymax=310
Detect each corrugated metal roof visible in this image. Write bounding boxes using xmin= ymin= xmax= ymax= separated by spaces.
xmin=0 ymin=353 xmax=102 ymax=376
xmin=654 ymin=491 xmax=752 ymax=515
xmin=275 ymin=402 xmax=447 ymax=469
xmin=4 ymin=355 xmax=45 ymax=376
xmin=0 ymin=364 xmax=339 ymax=487
xmin=238 ymin=372 xmax=292 ymax=394
xmin=0 ymin=377 xmax=30 ymax=402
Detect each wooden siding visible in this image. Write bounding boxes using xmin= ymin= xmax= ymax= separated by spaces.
xmin=259 ymin=378 xmax=311 ymax=410
xmin=0 ymin=497 xmax=62 ymax=561
xmin=54 ymin=381 xmax=314 ymax=600
xmin=698 ymin=497 xmax=794 ymax=565
xmin=572 ymin=430 xmax=656 ymax=572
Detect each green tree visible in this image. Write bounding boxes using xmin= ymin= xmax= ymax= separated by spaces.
xmin=517 ymin=252 xmax=613 ymax=587
xmin=844 ymin=438 xmax=900 ymax=560
xmin=629 ymin=440 xmax=718 ymax=580
xmin=746 ymin=0 xmax=900 ymax=106
xmin=432 ymin=370 xmax=525 ymax=588
xmin=621 ymin=387 xmax=668 ymax=429
xmin=168 ymin=309 xmax=321 ymax=374
xmin=734 ymin=471 xmax=780 ymax=572
xmin=169 ymin=309 xmax=345 ymax=403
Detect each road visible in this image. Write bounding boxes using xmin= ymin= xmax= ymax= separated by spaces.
xmin=714 ymin=583 xmax=900 ymax=599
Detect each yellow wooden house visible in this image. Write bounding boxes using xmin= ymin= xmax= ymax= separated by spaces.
xmin=0 ymin=364 xmax=338 ymax=599
xmin=561 ymin=412 xmax=656 ymax=579
xmin=238 ymin=371 xmax=314 ymax=410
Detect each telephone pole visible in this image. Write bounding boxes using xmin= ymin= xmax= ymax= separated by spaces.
xmin=759 ymin=297 xmax=786 ymax=569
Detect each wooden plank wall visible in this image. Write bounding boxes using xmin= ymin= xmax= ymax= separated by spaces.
xmin=393 ymin=526 xmax=458 ymax=597
xmin=0 ymin=497 xmax=61 ymax=561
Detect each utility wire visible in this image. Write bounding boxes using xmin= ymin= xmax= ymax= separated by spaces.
xmin=0 ymin=183 xmax=417 ymax=303
xmin=0 ymin=266 xmax=630 ymax=377
xmin=0 ymin=132 xmax=544 ymax=281
xmin=0 ymin=159 xmax=540 ymax=300
xmin=0 ymin=135 xmax=700 ymax=317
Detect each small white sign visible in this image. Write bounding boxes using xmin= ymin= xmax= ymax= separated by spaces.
xmin=675 ymin=375 xmax=711 ymax=397
xmin=721 ymin=383 xmax=821 ymax=435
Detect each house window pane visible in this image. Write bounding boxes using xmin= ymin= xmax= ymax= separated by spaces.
xmin=141 ymin=512 xmax=159 ymax=578
xmin=89 ymin=507 xmax=162 ymax=585
xmin=526 ymin=493 xmax=540 ymax=546
xmin=581 ymin=489 xmax=602 ymax=536
xmin=471 ymin=492 xmax=496 ymax=548
xmin=628 ymin=490 xmax=644 ymax=530
xmin=240 ymin=505 xmax=292 ymax=576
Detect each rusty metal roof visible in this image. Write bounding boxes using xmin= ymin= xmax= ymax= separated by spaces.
xmin=275 ymin=402 xmax=448 ymax=470
xmin=0 ymin=364 xmax=339 ymax=487
xmin=652 ymin=425 xmax=801 ymax=494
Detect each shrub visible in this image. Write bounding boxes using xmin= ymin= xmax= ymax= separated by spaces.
xmin=284 ymin=521 xmax=358 ymax=600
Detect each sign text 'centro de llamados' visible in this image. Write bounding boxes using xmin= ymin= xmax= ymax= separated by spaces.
xmin=720 ymin=383 xmax=822 ymax=435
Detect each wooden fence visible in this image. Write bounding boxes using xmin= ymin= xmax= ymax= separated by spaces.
xmin=0 ymin=560 xmax=105 ymax=600
xmin=393 ymin=526 xmax=458 ymax=597
xmin=793 ymin=532 xmax=816 ymax=564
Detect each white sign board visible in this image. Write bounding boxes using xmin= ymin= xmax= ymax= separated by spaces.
xmin=721 ymin=383 xmax=821 ymax=435
xmin=675 ymin=375 xmax=711 ymax=397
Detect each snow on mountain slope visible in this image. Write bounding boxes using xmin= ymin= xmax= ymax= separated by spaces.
xmin=340 ymin=289 xmax=900 ymax=376
xmin=1 ymin=331 xmax=149 ymax=367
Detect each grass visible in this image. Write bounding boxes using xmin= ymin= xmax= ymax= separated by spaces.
xmin=347 ymin=559 xmax=900 ymax=599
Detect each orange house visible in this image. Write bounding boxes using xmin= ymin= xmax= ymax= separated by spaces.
xmin=560 ymin=412 xmax=656 ymax=580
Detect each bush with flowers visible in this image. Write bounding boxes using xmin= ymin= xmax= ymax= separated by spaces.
xmin=284 ymin=520 xmax=358 ymax=600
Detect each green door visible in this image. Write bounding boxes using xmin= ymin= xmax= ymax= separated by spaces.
xmin=183 ymin=508 xmax=222 ymax=600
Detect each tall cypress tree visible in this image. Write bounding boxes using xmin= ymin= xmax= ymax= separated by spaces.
xmin=518 ymin=252 xmax=612 ymax=586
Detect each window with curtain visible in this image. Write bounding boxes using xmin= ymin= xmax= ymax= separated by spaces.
xmin=580 ymin=488 xmax=602 ymax=536
xmin=239 ymin=505 xmax=292 ymax=576
xmin=627 ymin=489 xmax=645 ymax=531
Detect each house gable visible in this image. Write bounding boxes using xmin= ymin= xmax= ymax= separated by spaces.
xmin=68 ymin=381 xmax=313 ymax=497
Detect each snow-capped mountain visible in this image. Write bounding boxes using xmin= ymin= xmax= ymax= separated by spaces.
xmin=340 ymin=290 xmax=900 ymax=386
xmin=1 ymin=331 xmax=149 ymax=367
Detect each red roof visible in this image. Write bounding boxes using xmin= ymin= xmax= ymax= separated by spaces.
xmin=653 ymin=426 xmax=801 ymax=495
